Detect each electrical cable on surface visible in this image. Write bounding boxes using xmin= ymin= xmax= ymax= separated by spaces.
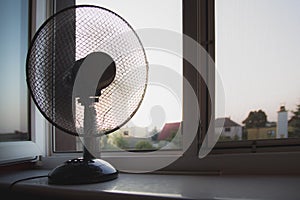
xmin=8 ymin=175 xmax=49 ymax=191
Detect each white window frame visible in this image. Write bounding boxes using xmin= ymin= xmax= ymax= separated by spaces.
xmin=0 ymin=0 xmax=53 ymax=165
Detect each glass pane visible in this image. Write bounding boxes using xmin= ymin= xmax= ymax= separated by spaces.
xmin=76 ymin=0 xmax=182 ymax=150
xmin=216 ymin=0 xmax=300 ymax=141
xmin=54 ymin=0 xmax=183 ymax=152
xmin=0 ymin=0 xmax=29 ymax=142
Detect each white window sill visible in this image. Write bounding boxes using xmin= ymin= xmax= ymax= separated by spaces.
xmin=0 ymin=141 xmax=42 ymax=165
xmin=1 ymin=169 xmax=300 ymax=200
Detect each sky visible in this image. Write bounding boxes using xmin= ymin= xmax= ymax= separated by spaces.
xmin=215 ymin=0 xmax=300 ymax=124
xmin=0 ymin=0 xmax=28 ymax=133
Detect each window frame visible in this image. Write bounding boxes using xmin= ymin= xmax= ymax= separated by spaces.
xmin=0 ymin=0 xmax=51 ymax=165
xmin=212 ymin=0 xmax=300 ymax=156
xmin=45 ymin=0 xmax=203 ymax=171
xmin=42 ymin=0 xmax=300 ymax=175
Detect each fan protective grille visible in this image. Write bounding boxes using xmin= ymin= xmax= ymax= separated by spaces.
xmin=27 ymin=5 xmax=148 ymax=136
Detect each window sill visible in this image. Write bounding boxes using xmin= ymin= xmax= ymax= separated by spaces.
xmin=41 ymin=150 xmax=300 ymax=175
xmin=0 ymin=141 xmax=41 ymax=165
xmin=1 ymin=168 xmax=300 ymax=200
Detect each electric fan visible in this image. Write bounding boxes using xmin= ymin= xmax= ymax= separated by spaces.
xmin=26 ymin=5 xmax=148 ymax=184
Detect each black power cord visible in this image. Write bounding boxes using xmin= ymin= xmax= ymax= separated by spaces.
xmin=9 ymin=175 xmax=49 ymax=191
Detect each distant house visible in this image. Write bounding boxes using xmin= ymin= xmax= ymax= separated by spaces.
xmin=158 ymin=122 xmax=181 ymax=141
xmin=119 ymin=126 xmax=148 ymax=138
xmin=246 ymin=106 xmax=290 ymax=140
xmin=115 ymin=126 xmax=152 ymax=149
xmin=215 ymin=117 xmax=242 ymax=140
xmin=246 ymin=126 xmax=276 ymax=140
xmin=245 ymin=121 xmax=277 ymax=140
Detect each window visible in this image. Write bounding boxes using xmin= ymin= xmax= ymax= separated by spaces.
xmin=0 ymin=0 xmax=29 ymax=142
xmin=48 ymin=0 xmax=218 ymax=173
xmin=53 ymin=0 xmax=184 ymax=154
xmin=214 ymin=0 xmax=300 ymax=154
xmin=0 ymin=0 xmax=43 ymax=165
xmin=40 ymin=0 xmax=300 ymax=174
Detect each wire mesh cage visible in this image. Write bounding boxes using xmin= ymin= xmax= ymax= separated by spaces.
xmin=26 ymin=5 xmax=148 ymax=137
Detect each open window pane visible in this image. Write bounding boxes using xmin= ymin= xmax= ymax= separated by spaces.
xmin=0 ymin=0 xmax=29 ymax=142
xmin=54 ymin=0 xmax=183 ymax=152
xmin=215 ymin=0 xmax=300 ymax=142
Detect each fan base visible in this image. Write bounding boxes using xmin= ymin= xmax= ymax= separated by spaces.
xmin=48 ymin=158 xmax=118 ymax=185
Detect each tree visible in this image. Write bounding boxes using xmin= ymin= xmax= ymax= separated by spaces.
xmin=135 ymin=140 xmax=154 ymax=150
xmin=166 ymin=130 xmax=177 ymax=142
xmin=289 ymin=104 xmax=300 ymax=138
xmin=150 ymin=126 xmax=159 ymax=141
xmin=242 ymin=109 xmax=268 ymax=128
xmin=242 ymin=127 xmax=248 ymax=140
xmin=218 ymin=135 xmax=232 ymax=142
xmin=108 ymin=132 xmax=129 ymax=149
xmin=233 ymin=134 xmax=240 ymax=141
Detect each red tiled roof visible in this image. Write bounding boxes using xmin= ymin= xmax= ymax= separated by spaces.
xmin=158 ymin=122 xmax=181 ymax=141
